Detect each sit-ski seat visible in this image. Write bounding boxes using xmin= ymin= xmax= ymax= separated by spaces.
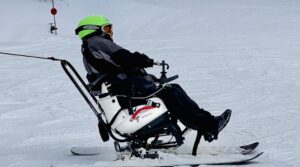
xmin=90 ymin=79 xmax=169 ymax=135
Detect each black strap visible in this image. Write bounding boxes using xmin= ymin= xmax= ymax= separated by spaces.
xmin=192 ymin=130 xmax=203 ymax=156
xmin=0 ymin=51 xmax=62 ymax=61
xmin=75 ymin=25 xmax=101 ymax=35
xmin=109 ymin=108 xmax=124 ymax=126
xmin=98 ymin=92 xmax=110 ymax=98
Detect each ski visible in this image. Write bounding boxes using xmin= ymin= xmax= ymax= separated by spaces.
xmin=71 ymin=142 xmax=262 ymax=166
xmin=162 ymin=152 xmax=264 ymax=166
xmin=71 ymin=146 xmax=112 ymax=156
xmin=91 ymin=151 xmax=264 ymax=166
xmin=71 ymin=142 xmax=259 ymax=156
xmin=204 ymin=152 xmax=264 ymax=165
xmin=167 ymin=141 xmax=259 ymax=156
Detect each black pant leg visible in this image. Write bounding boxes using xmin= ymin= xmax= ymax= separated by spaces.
xmin=157 ymin=84 xmax=217 ymax=132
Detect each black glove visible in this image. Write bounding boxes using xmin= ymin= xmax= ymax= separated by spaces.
xmin=133 ymin=52 xmax=154 ymax=68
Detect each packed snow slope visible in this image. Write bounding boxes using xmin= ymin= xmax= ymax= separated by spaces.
xmin=1 ymin=0 xmax=300 ymax=166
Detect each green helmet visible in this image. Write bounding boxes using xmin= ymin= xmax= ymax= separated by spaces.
xmin=75 ymin=15 xmax=112 ymax=39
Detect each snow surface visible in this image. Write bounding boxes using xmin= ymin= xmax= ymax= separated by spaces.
xmin=1 ymin=0 xmax=300 ymax=166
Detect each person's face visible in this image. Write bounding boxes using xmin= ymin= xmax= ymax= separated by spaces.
xmin=102 ymin=24 xmax=113 ymax=38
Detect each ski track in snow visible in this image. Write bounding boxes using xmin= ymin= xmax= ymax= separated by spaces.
xmin=1 ymin=0 xmax=300 ymax=166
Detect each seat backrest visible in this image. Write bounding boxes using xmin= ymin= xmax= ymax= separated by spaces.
xmin=88 ymin=74 xmax=111 ymax=94
xmin=98 ymin=83 xmax=122 ymax=123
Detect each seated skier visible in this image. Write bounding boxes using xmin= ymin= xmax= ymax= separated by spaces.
xmin=75 ymin=15 xmax=231 ymax=142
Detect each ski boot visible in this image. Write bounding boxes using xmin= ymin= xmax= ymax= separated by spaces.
xmin=204 ymin=109 xmax=232 ymax=142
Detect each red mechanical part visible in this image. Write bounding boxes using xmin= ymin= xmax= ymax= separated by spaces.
xmin=131 ymin=106 xmax=156 ymax=120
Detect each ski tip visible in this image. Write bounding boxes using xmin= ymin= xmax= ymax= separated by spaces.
xmin=240 ymin=142 xmax=259 ymax=149
xmin=70 ymin=149 xmax=82 ymax=156
xmin=237 ymin=152 xmax=264 ymax=164
xmin=253 ymin=152 xmax=264 ymax=159
xmin=259 ymin=151 xmax=264 ymax=155
xmin=70 ymin=147 xmax=101 ymax=156
xmin=71 ymin=150 xmax=100 ymax=156
xmin=202 ymin=152 xmax=264 ymax=166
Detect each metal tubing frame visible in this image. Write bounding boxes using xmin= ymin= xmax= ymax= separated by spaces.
xmin=60 ymin=60 xmax=130 ymax=142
